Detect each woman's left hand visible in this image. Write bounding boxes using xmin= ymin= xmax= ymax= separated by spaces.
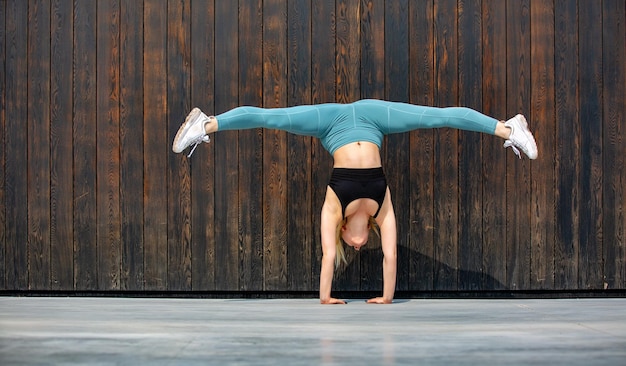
xmin=366 ymin=297 xmax=392 ymax=304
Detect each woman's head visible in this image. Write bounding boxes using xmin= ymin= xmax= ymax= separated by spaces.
xmin=334 ymin=215 xmax=380 ymax=268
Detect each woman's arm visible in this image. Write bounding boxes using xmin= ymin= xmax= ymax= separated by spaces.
xmin=368 ymin=189 xmax=397 ymax=304
xmin=319 ymin=188 xmax=346 ymax=304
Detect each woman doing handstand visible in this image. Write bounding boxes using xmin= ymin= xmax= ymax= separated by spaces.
xmin=172 ymin=99 xmax=538 ymax=304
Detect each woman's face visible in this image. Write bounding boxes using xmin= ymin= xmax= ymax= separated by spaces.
xmin=341 ymin=216 xmax=370 ymax=251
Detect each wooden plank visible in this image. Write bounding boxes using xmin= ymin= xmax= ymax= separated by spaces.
xmin=578 ymin=0 xmax=603 ymax=290
xmin=481 ymin=0 xmax=507 ymax=290
xmin=358 ymin=0 xmax=385 ymax=292
xmin=382 ymin=0 xmax=409 ymax=293
xmin=238 ymin=0 xmax=264 ymax=291
xmin=310 ymin=0 xmax=336 ymax=292
xmin=27 ymin=0 xmax=52 ymax=290
xmin=190 ymin=0 xmax=216 ymax=291
xmin=602 ymin=0 xmax=626 ymax=289
xmin=384 ymin=0 xmax=409 ymax=101
xmin=530 ymin=0 xmax=556 ymax=290
xmin=506 ymin=0 xmax=532 ymax=290
xmin=287 ymin=0 xmax=313 ymax=291
xmin=263 ymin=0 xmax=288 ymax=291
xmin=554 ymin=0 xmax=579 ymax=289
xmin=143 ymin=0 xmax=168 ymax=291
xmin=335 ymin=0 xmax=360 ymax=103
xmin=360 ymin=0 xmax=384 ymax=99
xmin=458 ymin=0 xmax=483 ymax=291
xmin=214 ymin=0 xmax=239 ymax=291
xmin=73 ymin=0 xmax=97 ymax=290
xmin=408 ymin=0 xmax=435 ymax=291
xmin=0 ymin=0 xmax=6 ymax=289
xmin=50 ymin=0 xmax=74 ymax=290
xmin=119 ymin=0 xmax=144 ymax=291
xmin=5 ymin=0 xmax=29 ymax=290
xmin=433 ymin=0 xmax=458 ymax=291
xmin=333 ymin=0 xmax=361 ymax=291
xmin=96 ymin=0 xmax=121 ymax=290
xmin=5 ymin=1 xmax=29 ymax=290
xmin=311 ymin=0 xmax=336 ymax=105
xmin=166 ymin=0 xmax=192 ymax=291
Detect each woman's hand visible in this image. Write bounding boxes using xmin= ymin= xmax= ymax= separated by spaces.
xmin=320 ymin=297 xmax=347 ymax=305
xmin=366 ymin=297 xmax=392 ymax=304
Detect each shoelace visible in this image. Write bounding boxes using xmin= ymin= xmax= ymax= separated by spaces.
xmin=187 ymin=135 xmax=210 ymax=158
xmin=503 ymin=140 xmax=521 ymax=159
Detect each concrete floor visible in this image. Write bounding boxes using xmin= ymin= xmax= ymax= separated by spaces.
xmin=0 ymin=297 xmax=625 ymax=365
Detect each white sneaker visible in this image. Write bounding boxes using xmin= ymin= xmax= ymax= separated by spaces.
xmin=172 ymin=107 xmax=212 ymax=157
xmin=503 ymin=114 xmax=538 ymax=159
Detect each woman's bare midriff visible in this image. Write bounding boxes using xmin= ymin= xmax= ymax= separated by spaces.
xmin=332 ymin=141 xmax=382 ymax=168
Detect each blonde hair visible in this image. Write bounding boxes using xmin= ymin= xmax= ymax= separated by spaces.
xmin=334 ymin=217 xmax=380 ymax=268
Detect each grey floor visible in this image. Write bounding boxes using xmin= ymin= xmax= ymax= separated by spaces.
xmin=1 ymin=297 xmax=625 ymax=365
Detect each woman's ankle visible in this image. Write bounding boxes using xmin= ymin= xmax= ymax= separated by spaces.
xmin=495 ymin=121 xmax=511 ymax=139
xmin=204 ymin=116 xmax=218 ymax=134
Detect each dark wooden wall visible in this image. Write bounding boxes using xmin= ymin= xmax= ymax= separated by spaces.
xmin=1 ymin=0 xmax=625 ymax=294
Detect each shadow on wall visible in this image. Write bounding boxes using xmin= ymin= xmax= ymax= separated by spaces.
xmin=334 ymin=244 xmax=507 ymax=293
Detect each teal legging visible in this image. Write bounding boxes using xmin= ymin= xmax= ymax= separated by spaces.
xmin=216 ymin=99 xmax=498 ymax=154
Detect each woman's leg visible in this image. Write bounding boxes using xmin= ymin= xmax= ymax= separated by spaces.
xmin=353 ymin=100 xmax=537 ymax=159
xmin=213 ymin=105 xmax=327 ymax=136
xmin=354 ymin=100 xmax=500 ymax=135
xmin=174 ymin=104 xmax=332 ymax=156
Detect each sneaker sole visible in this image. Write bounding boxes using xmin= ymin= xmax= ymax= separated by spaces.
xmin=172 ymin=107 xmax=202 ymax=153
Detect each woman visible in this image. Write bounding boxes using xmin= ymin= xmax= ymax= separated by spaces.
xmin=172 ymin=99 xmax=538 ymax=304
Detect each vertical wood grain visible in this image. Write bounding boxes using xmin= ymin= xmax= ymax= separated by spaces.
xmin=238 ymin=0 xmax=264 ymax=291
xmin=578 ymin=0 xmax=604 ymax=290
xmin=143 ymin=0 xmax=168 ymax=290
xmin=555 ymin=0 xmax=580 ymax=289
xmin=433 ymin=0 xmax=459 ymax=291
xmin=409 ymin=0 xmax=435 ymax=291
xmin=119 ymin=0 xmax=144 ymax=291
xmin=27 ymin=0 xmax=51 ymax=290
xmin=311 ymin=0 xmax=337 ymax=105
xmin=506 ymin=0 xmax=532 ymax=290
xmin=481 ymin=0 xmax=508 ymax=290
xmin=167 ymin=0 xmax=191 ymax=291
xmin=530 ymin=0 xmax=556 ymax=290
xmin=0 ymin=0 xmax=6 ymax=290
xmin=50 ymin=0 xmax=74 ymax=290
xmin=5 ymin=0 xmax=29 ymax=290
xmin=287 ymin=0 xmax=313 ymax=291
xmin=263 ymin=0 xmax=288 ymax=290
xmin=214 ymin=0 xmax=240 ymax=291
xmin=190 ymin=0 xmax=216 ymax=291
xmin=360 ymin=0 xmax=384 ymax=99
xmin=96 ymin=0 xmax=121 ymax=290
xmin=336 ymin=0 xmax=360 ymax=103
xmin=73 ymin=0 xmax=98 ymax=290
xmin=602 ymin=0 xmax=626 ymax=289
xmin=167 ymin=0 xmax=192 ymax=291
xmin=458 ymin=0 xmax=483 ymax=291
